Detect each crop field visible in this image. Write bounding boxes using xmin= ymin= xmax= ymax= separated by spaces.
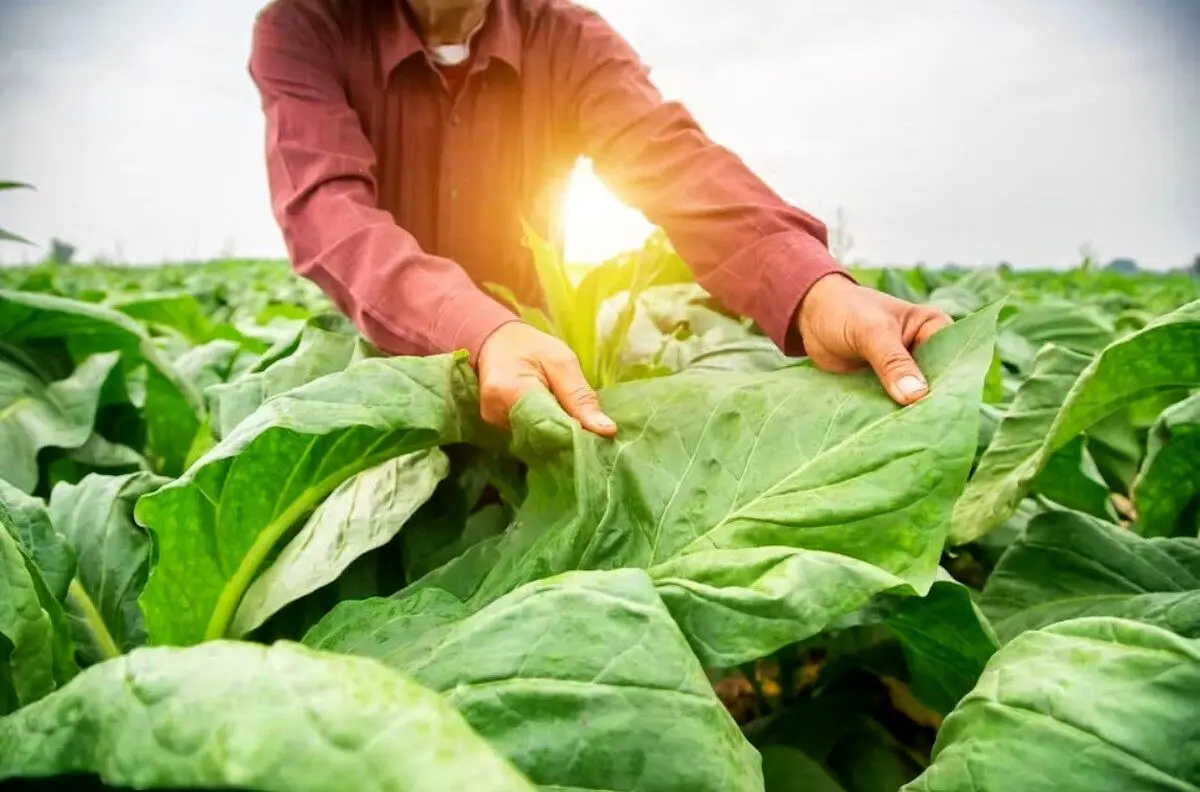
xmin=0 ymin=242 xmax=1198 ymax=791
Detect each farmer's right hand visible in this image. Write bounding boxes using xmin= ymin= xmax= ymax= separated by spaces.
xmin=476 ymin=322 xmax=617 ymax=437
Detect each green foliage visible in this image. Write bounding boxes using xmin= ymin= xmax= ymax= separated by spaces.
xmin=0 ymin=641 xmax=536 ymax=791
xmin=0 ymin=252 xmax=1198 ymax=790
xmin=486 ymin=223 xmax=691 ymax=387
xmin=905 ymin=618 xmax=1199 ymax=792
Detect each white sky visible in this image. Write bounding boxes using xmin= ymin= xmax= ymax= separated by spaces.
xmin=1 ymin=0 xmax=1197 ymax=269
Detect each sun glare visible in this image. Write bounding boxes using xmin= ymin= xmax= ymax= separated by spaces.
xmin=562 ymin=159 xmax=654 ymax=266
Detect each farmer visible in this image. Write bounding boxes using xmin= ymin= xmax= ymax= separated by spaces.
xmin=249 ymin=0 xmax=952 ymax=437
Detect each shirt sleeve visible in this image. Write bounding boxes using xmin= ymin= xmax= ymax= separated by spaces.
xmin=248 ymin=4 xmax=516 ymax=361
xmin=558 ymin=10 xmax=850 ymax=355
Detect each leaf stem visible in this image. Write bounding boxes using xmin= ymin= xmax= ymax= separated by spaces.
xmin=67 ymin=578 xmax=121 ymax=661
xmin=203 ymin=450 xmax=401 ymax=641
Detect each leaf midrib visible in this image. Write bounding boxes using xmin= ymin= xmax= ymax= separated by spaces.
xmin=202 ymin=434 xmax=413 ymax=640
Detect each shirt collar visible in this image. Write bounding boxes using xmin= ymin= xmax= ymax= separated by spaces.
xmin=379 ymin=0 xmax=523 ymax=79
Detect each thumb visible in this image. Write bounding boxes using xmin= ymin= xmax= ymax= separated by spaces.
xmin=543 ymin=358 xmax=617 ymax=437
xmin=859 ymin=324 xmax=930 ymax=406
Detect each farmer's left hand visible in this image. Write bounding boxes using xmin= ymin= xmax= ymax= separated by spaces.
xmin=795 ymin=273 xmax=953 ymax=406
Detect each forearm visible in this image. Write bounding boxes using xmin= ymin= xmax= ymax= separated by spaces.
xmin=250 ymin=3 xmax=515 ymax=360
xmin=275 ymin=183 xmax=516 ymax=360
xmin=567 ymin=11 xmax=848 ymax=353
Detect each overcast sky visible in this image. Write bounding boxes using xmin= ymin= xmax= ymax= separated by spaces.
xmin=1 ymin=0 xmax=1197 ymax=269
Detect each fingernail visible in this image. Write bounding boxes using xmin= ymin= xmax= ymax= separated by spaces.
xmin=593 ymin=414 xmax=616 ymax=431
xmin=897 ymin=376 xmax=927 ymax=400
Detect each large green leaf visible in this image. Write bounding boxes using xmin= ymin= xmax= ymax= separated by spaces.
xmin=174 ymin=338 xmax=258 ymax=398
xmin=400 ymin=446 xmax=518 ymax=580
xmin=1030 ymin=435 xmax=1117 ymax=521
xmin=309 ymin=569 xmax=762 ymax=792
xmin=206 ymin=318 xmax=366 ymax=438
xmin=109 ymin=292 xmax=267 ymax=351
xmin=927 ymin=270 xmax=1008 ymax=318
xmin=0 ymin=641 xmax=536 ymax=791
xmin=0 ymin=353 xmax=119 ymax=493
xmin=903 ymin=617 xmax=1200 ymax=792
xmin=48 ymin=472 xmax=168 ymax=665
xmin=1001 ymin=298 xmax=1115 ymax=354
xmin=878 ymin=268 xmax=924 ymax=303
xmin=311 ymin=305 xmax=998 ymax=669
xmin=953 ymin=300 xmax=1200 ymax=543
xmin=230 ymin=450 xmax=449 ymax=637
xmin=57 ymin=432 xmax=148 ymax=477
xmin=883 ymin=578 xmax=999 ymax=714
xmin=980 ymin=510 xmax=1200 ymax=642
xmin=1086 ymin=409 xmax=1144 ymax=493
xmin=1135 ymin=392 xmax=1200 ymax=537
xmin=0 ymin=478 xmax=74 ymax=601
xmin=0 ymin=485 xmax=76 ymax=713
xmin=136 ymin=353 xmax=482 ymax=645
xmin=0 ymin=289 xmax=203 ymax=476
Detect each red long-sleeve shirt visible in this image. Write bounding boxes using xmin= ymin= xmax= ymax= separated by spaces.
xmin=248 ymin=0 xmax=847 ymax=361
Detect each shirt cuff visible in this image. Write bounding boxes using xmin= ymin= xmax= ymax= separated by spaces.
xmin=720 ymin=231 xmax=853 ymax=357
xmin=433 ymin=287 xmax=521 ymax=365
xmin=357 ymin=285 xmax=519 ymax=364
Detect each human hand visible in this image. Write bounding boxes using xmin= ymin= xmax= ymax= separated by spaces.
xmin=476 ymin=322 xmax=617 ymax=437
xmin=795 ymin=274 xmax=953 ymax=405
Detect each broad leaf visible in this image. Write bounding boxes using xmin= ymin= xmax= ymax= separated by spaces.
xmin=136 ymin=353 xmax=482 ymax=645
xmin=308 ymin=569 xmax=763 ymax=792
xmin=109 ymin=292 xmax=266 ymax=351
xmin=206 ymin=318 xmax=366 ymax=438
xmin=980 ymin=510 xmax=1200 ymax=642
xmin=0 ymin=352 xmax=120 ymax=494
xmin=230 ymin=449 xmax=449 ymax=637
xmin=0 ymin=641 xmax=535 ymax=791
xmin=0 ymin=486 xmax=76 ymax=713
xmin=883 ymin=578 xmax=999 ymax=714
xmin=1031 ymin=436 xmax=1117 ymax=521
xmin=927 ymin=270 xmax=1008 ymax=318
xmin=49 ymin=472 xmax=168 ymax=665
xmin=59 ymin=432 xmax=148 ymax=475
xmin=1086 ymin=409 xmax=1144 ymax=494
xmin=1001 ymin=298 xmax=1115 ymax=354
xmin=311 ymin=305 xmax=999 ymax=669
xmin=0 ymin=289 xmax=203 ymax=476
xmin=401 ymin=449 xmax=514 ymax=584
xmin=903 ymin=617 xmax=1200 ymax=792
xmin=878 ymin=269 xmax=924 ymax=303
xmin=1135 ymin=392 xmax=1200 ymax=537
xmin=953 ymin=300 xmax=1200 ymax=543
xmin=174 ymin=338 xmax=258 ymax=398
xmin=0 ymin=478 xmax=74 ymax=601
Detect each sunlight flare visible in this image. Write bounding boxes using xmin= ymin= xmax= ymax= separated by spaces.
xmin=561 ymin=158 xmax=654 ymax=266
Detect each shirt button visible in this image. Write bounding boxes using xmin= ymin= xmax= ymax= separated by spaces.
xmin=450 ymin=112 xmax=461 ymax=126
xmin=449 ymin=187 xmax=459 ymax=201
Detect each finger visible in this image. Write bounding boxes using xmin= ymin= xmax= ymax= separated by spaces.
xmin=859 ymin=322 xmax=930 ymax=406
xmin=543 ymin=357 xmax=617 ymax=437
xmin=911 ymin=308 xmax=953 ymax=349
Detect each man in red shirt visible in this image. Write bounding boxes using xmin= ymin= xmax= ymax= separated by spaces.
xmin=249 ymin=0 xmax=951 ymax=437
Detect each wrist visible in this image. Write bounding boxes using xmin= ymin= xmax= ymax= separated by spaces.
xmin=794 ymin=271 xmax=856 ymax=332
xmin=475 ymin=319 xmax=524 ymax=370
